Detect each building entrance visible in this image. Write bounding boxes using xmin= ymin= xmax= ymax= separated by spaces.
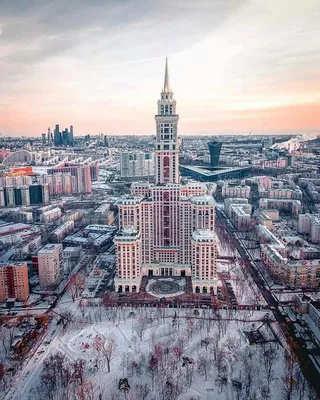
xmin=160 ymin=268 xmax=173 ymax=276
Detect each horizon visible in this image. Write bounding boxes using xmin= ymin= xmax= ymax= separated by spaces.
xmin=1 ymin=0 xmax=320 ymax=136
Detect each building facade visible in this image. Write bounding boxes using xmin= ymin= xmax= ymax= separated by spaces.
xmin=115 ymin=60 xmax=218 ymax=293
xmin=0 ymin=262 xmax=29 ymax=302
xmin=120 ymin=151 xmax=155 ymax=179
xmin=38 ymin=244 xmax=63 ymax=290
xmin=48 ymin=164 xmax=92 ymax=193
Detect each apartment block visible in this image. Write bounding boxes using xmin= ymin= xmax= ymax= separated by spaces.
xmin=0 ymin=262 xmax=29 ymax=302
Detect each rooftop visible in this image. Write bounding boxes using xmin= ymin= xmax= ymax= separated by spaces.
xmin=0 ymin=223 xmax=30 ymax=235
xmin=38 ymin=243 xmax=62 ymax=254
xmin=0 ymin=262 xmax=27 ymax=268
xmin=193 ymin=229 xmax=217 ymax=240
xmin=181 ymin=165 xmax=250 ymax=177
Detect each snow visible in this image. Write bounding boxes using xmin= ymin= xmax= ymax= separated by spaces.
xmin=146 ymin=278 xmax=186 ymax=299
xmin=6 ymin=306 xmax=314 ymax=400
xmin=217 ymin=261 xmax=266 ymax=306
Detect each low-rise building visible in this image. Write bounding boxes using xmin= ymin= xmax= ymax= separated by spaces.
xmin=224 ymin=198 xmax=249 ymax=218
xmin=230 ymin=205 xmax=252 ymax=230
xmin=255 ymin=210 xmax=273 ymax=230
xmin=39 ymin=207 xmax=62 ymax=223
xmin=50 ymin=220 xmax=75 ymax=243
xmin=261 ymin=244 xmax=320 ymax=289
xmin=259 ymin=198 xmax=301 ymax=214
xmin=222 ymin=184 xmax=250 ymax=198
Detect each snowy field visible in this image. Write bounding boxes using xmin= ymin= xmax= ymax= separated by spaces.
xmin=22 ymin=306 xmax=314 ymax=400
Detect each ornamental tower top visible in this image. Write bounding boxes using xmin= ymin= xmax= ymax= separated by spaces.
xmin=155 ymin=58 xmax=180 ymax=184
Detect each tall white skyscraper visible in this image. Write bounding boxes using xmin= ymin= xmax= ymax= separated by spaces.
xmin=115 ymin=59 xmax=218 ymax=294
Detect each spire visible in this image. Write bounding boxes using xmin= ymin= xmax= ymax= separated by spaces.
xmin=164 ymin=57 xmax=170 ymax=92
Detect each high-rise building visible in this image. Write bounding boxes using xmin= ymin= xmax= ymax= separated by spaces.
xmin=120 ymin=151 xmax=155 ymax=178
xmin=208 ymin=140 xmax=222 ymax=167
xmin=47 ymin=127 xmax=52 ymax=145
xmin=51 ymin=124 xmax=73 ymax=146
xmin=115 ymin=59 xmax=217 ymax=294
xmin=48 ymin=164 xmax=92 ymax=193
xmin=69 ymin=125 xmax=74 ymax=146
xmin=54 ymin=124 xmax=61 ymax=147
xmin=38 ymin=244 xmax=63 ymax=290
xmin=62 ymin=128 xmax=69 ymax=146
xmin=104 ymin=135 xmax=108 ymax=147
xmin=42 ymin=133 xmax=46 ymax=145
xmin=0 ymin=262 xmax=29 ymax=302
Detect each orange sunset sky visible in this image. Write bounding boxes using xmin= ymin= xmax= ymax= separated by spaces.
xmin=0 ymin=0 xmax=319 ymax=136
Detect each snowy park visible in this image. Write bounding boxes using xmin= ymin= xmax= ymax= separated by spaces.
xmin=24 ymin=306 xmax=315 ymax=400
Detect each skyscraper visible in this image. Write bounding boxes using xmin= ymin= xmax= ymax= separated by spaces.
xmin=208 ymin=140 xmax=222 ymax=167
xmin=47 ymin=127 xmax=52 ymax=145
xmin=54 ymin=124 xmax=61 ymax=147
xmin=115 ymin=59 xmax=218 ymax=294
xmin=69 ymin=125 xmax=74 ymax=146
xmin=62 ymin=128 xmax=69 ymax=146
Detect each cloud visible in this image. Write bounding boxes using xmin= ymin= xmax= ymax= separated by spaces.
xmin=0 ymin=0 xmax=319 ymax=135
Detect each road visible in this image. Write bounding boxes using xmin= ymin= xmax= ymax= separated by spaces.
xmin=3 ymin=255 xmax=92 ymax=400
xmin=216 ymin=208 xmax=320 ymax=395
xmin=4 ymin=322 xmax=62 ymax=400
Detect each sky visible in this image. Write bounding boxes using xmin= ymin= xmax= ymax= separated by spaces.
xmin=0 ymin=0 xmax=320 ymax=136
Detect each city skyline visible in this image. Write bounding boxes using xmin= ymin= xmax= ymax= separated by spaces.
xmin=1 ymin=0 xmax=320 ymax=136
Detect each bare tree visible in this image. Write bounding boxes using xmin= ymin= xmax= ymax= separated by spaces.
xmin=262 ymin=343 xmax=278 ymax=395
xmin=136 ymin=382 xmax=150 ymax=400
xmin=134 ymin=314 xmax=147 ymax=341
xmin=79 ymin=300 xmax=88 ymax=320
xmin=104 ymin=333 xmax=117 ymax=373
xmin=68 ymin=273 xmax=85 ymax=302
xmin=281 ymin=348 xmax=298 ymax=400
xmin=197 ymin=355 xmax=210 ymax=382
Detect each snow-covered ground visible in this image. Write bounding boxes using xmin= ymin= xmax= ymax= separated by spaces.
xmin=13 ymin=307 xmax=314 ymax=400
xmin=217 ymin=261 xmax=266 ymax=306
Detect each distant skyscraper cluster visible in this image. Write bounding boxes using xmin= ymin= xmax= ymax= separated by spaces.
xmin=120 ymin=151 xmax=155 ymax=179
xmin=41 ymin=124 xmax=74 ymax=147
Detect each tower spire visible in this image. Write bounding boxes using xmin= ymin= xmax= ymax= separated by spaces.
xmin=164 ymin=57 xmax=170 ymax=92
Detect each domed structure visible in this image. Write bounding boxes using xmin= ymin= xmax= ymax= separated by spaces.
xmin=2 ymin=150 xmax=32 ymax=165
